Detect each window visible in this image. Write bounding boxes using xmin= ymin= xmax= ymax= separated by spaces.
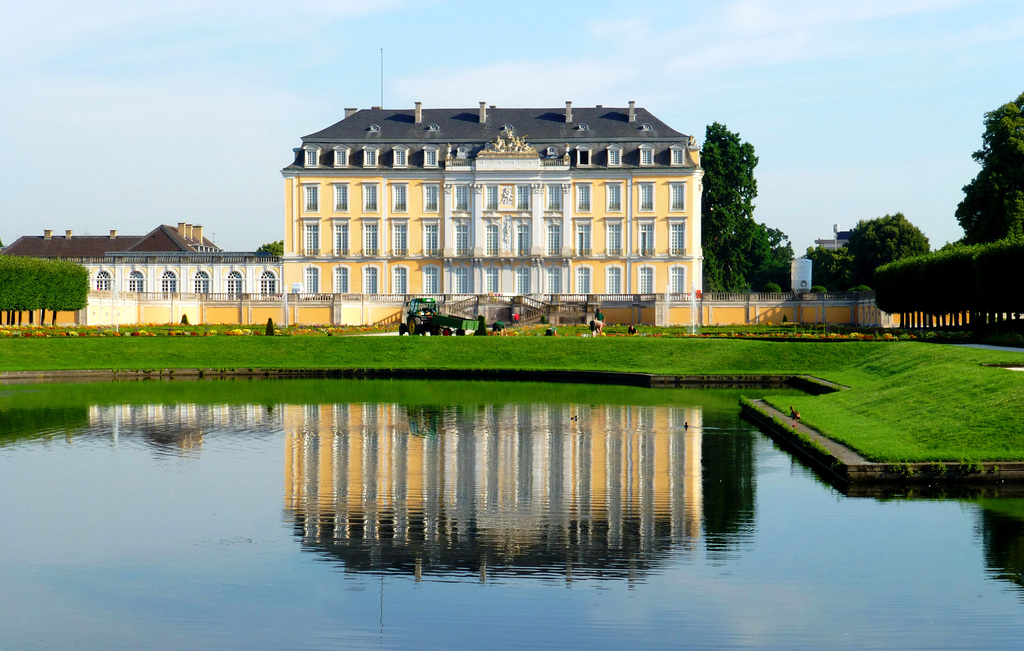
xmin=363 ymin=147 xmax=378 ymax=167
xmin=485 ymin=222 xmax=499 ymax=256
xmin=670 ymin=183 xmax=685 ymax=212
xmin=95 ymin=270 xmax=112 ymax=291
xmin=638 ymin=267 xmax=654 ymax=293
xmin=453 ymin=267 xmax=470 ymax=294
xmin=638 ymin=183 xmax=654 ymax=211
xmin=546 ymin=221 xmax=561 ymax=256
xmin=364 ymin=267 xmax=379 ymax=294
xmin=393 ymin=267 xmax=408 ymax=294
xmin=546 ymin=266 xmax=562 ymax=294
xmin=576 ymin=184 xmax=591 ymax=212
xmin=607 ymin=183 xmax=622 ymax=212
xmin=363 ymin=184 xmax=379 ymax=212
xmin=547 ymin=185 xmax=562 ymax=211
xmin=455 ymin=185 xmax=469 ymax=211
xmin=424 ymin=223 xmax=439 ymax=256
xmin=485 ymin=185 xmax=498 ymax=210
xmin=393 ymin=222 xmax=408 ymax=256
xmin=515 ymin=266 xmax=530 ymax=294
xmin=670 ymin=222 xmax=686 ymax=255
xmin=304 ymin=223 xmax=319 ymax=256
xmin=424 ymin=185 xmax=439 ymax=212
xmin=128 ymin=270 xmax=145 ymax=293
xmin=670 ymin=267 xmax=686 ymax=293
xmin=576 ymin=266 xmax=592 ymax=294
xmin=484 ymin=267 xmax=499 ymax=293
xmin=671 ymin=146 xmax=684 ymax=166
xmin=304 ymin=185 xmax=319 ymax=212
xmin=364 ymin=222 xmax=379 ymax=256
xmin=161 ymin=271 xmax=178 ymax=294
xmin=334 ymin=184 xmax=349 ymax=211
xmin=392 ymin=184 xmax=408 ymax=212
xmin=455 ymin=221 xmax=470 ymax=256
xmin=607 ymin=222 xmax=623 ymax=256
xmin=334 ymin=147 xmax=348 ymax=167
xmin=516 ymin=185 xmax=530 ymax=211
xmin=227 ymin=271 xmax=243 ymax=295
xmin=607 ymin=146 xmax=621 ymax=167
xmin=639 ymin=222 xmax=655 ymax=255
xmin=576 ymin=222 xmax=591 ymax=256
xmin=334 ymin=222 xmax=349 ymax=255
xmin=305 ymin=267 xmax=319 ymax=294
xmin=424 ymin=147 xmax=438 ymax=168
xmin=640 ymin=145 xmax=654 ymax=166
xmin=515 ymin=221 xmax=530 ymax=256
xmin=423 ymin=266 xmax=440 ymax=294
xmin=194 ymin=270 xmax=210 ymax=294
xmin=607 ymin=267 xmax=622 ymax=295
xmin=334 ymin=266 xmax=349 ymax=293
xmin=304 ymin=147 xmax=319 ymax=167
xmin=393 ymin=147 xmax=407 ymax=168
xmin=260 ymin=271 xmax=277 ymax=294
xmin=577 ymin=147 xmax=591 ymax=166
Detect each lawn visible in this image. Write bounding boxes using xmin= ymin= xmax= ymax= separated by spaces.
xmin=1 ymin=335 xmax=1022 ymax=462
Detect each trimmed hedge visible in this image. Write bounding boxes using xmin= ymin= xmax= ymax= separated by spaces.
xmin=0 ymin=256 xmax=89 ymax=314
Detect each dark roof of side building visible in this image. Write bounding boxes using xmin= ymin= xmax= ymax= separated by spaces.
xmin=3 ymin=224 xmax=220 ymax=259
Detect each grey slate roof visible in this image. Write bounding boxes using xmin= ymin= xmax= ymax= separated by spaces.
xmin=4 ymin=225 xmax=221 ymax=259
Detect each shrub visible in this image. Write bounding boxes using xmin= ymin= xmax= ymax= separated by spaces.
xmin=763 ymin=282 xmax=781 ymax=293
xmin=810 ymin=285 xmax=827 ymax=293
xmin=265 ymin=318 xmax=275 ymax=337
xmin=181 ymin=314 xmax=190 ymax=325
xmin=539 ymin=315 xmax=548 ymax=324
xmin=849 ymin=285 xmax=871 ymax=292
xmin=475 ymin=315 xmax=487 ymax=336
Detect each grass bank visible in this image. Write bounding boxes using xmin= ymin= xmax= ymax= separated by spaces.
xmin=1 ymin=336 xmax=1021 ymax=462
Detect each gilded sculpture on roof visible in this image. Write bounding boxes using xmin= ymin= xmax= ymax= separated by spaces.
xmin=480 ymin=125 xmax=536 ymax=156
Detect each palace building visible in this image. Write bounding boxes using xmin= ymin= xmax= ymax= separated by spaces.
xmin=281 ymin=102 xmax=703 ymax=298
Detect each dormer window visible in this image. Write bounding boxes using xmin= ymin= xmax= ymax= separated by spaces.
xmin=363 ymin=146 xmax=379 ymax=168
xmin=369 ymin=124 xmax=380 ymax=132
xmin=393 ymin=146 xmax=408 ymax=168
xmin=670 ymin=145 xmax=685 ymax=166
xmin=303 ymin=145 xmax=321 ymax=168
xmin=639 ymin=144 xmax=654 ymax=167
xmin=333 ymin=147 xmax=349 ymax=167
xmin=576 ymin=145 xmax=592 ymax=167
xmin=546 ymin=146 xmax=557 ymax=157
xmin=641 ymin=123 xmax=653 ymax=131
xmin=456 ymin=146 xmax=468 ymax=159
xmin=578 ymin=123 xmax=589 ymax=131
xmin=607 ymin=146 xmax=622 ymax=167
xmin=424 ymin=145 xmax=439 ymax=168
xmin=427 ymin=123 xmax=439 ymax=132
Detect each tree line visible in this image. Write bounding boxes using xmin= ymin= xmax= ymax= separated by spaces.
xmin=0 ymin=256 xmax=89 ymax=325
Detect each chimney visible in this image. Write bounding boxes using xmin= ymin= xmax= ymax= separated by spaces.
xmin=193 ymin=225 xmax=203 ymax=242
xmin=479 ymin=101 xmax=487 ymax=124
xmin=628 ymin=101 xmax=636 ymax=123
xmin=345 ymin=107 xmax=358 ymax=118
xmin=414 ymin=101 xmax=422 ymax=124
xmin=186 ymin=224 xmax=194 ymax=239
xmin=109 ymin=230 xmax=117 ymax=239
xmin=371 ymin=106 xmax=381 ymax=110
xmin=44 ymin=229 xmax=52 ymax=239
xmin=565 ymin=101 xmax=573 ymax=123
xmin=177 ymin=222 xmax=186 ymax=236
xmin=65 ymin=229 xmax=73 ymax=239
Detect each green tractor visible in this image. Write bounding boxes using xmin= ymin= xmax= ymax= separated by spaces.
xmin=400 ymin=297 xmax=478 ymax=336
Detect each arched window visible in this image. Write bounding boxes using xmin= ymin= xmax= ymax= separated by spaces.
xmin=194 ymin=270 xmax=210 ymax=294
xmin=227 ymin=271 xmax=243 ymax=296
xmin=669 ymin=267 xmax=686 ymax=294
xmin=515 ymin=266 xmax=530 ymax=295
xmin=334 ymin=267 xmax=349 ymax=294
xmin=161 ymin=271 xmax=178 ymax=294
xmin=393 ymin=267 xmax=408 ymax=294
xmin=305 ymin=267 xmax=319 ymax=294
xmin=95 ymin=270 xmax=112 ymax=291
xmin=128 ymin=270 xmax=145 ymax=293
xmin=423 ymin=266 xmax=440 ymax=294
xmin=576 ymin=266 xmax=591 ymax=294
xmin=607 ymin=267 xmax=623 ymax=295
xmin=638 ymin=267 xmax=654 ymax=294
xmin=364 ymin=266 xmax=379 ymax=294
xmin=260 ymin=271 xmax=277 ymax=294
xmin=484 ymin=267 xmax=499 ymax=293
xmin=452 ymin=267 xmax=469 ymax=294
xmin=546 ymin=266 xmax=562 ymax=294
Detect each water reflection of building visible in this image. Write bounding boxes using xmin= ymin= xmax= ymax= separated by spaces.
xmin=283 ymin=402 xmax=704 ymax=580
xmin=88 ymin=404 xmax=280 ymax=453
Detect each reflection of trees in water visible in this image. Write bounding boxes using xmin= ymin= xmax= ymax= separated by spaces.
xmin=0 ymin=407 xmax=90 ymax=443
xmin=701 ymin=429 xmax=755 ymax=560
xmin=979 ymin=508 xmax=1024 ymax=594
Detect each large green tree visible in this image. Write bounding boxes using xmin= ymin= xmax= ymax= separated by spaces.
xmin=803 ymin=245 xmax=854 ymax=292
xmin=956 ymin=91 xmax=1024 ymax=244
xmin=257 ymin=240 xmax=284 ymax=256
xmin=747 ymin=226 xmax=794 ymax=290
xmin=701 ymin=122 xmax=761 ymax=291
xmin=847 ymin=213 xmax=930 ymax=287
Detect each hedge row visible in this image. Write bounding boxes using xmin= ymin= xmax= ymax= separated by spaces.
xmin=874 ymin=238 xmax=1024 ymax=317
xmin=0 ymin=256 xmax=89 ymax=312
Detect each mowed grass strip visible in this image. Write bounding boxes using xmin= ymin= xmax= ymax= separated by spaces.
xmin=2 ymin=337 xmax=1022 ymax=461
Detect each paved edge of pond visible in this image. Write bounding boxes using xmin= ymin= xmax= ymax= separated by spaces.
xmin=0 ymin=367 xmax=839 ymax=391
xmin=741 ymin=398 xmax=1024 ymax=490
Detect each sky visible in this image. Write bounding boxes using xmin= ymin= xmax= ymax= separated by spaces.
xmin=1 ymin=0 xmax=1022 ymax=254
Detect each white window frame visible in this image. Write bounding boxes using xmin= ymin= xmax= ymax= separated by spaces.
xmin=638 ymin=183 xmax=655 ymax=212
xmin=606 ymin=266 xmax=623 ymax=295
xmin=606 ymin=183 xmax=622 ymax=213
xmin=607 ymin=221 xmax=623 ymax=256
xmin=334 ymin=221 xmax=350 ymax=256
xmin=304 ymin=146 xmax=320 ymax=168
xmin=546 ymin=265 xmax=562 ymax=294
xmin=670 ymin=220 xmax=686 ymax=256
xmin=575 ymin=265 xmax=592 ymax=294
xmin=333 ymin=146 xmax=349 ymax=168
xmin=393 ymin=146 xmax=408 ymax=169
xmin=95 ymin=270 xmax=112 ymax=291
xmin=423 ymin=265 xmax=441 ymax=294
xmin=484 ymin=266 xmax=499 ymax=293
xmin=669 ymin=183 xmax=686 ymax=212
xmin=227 ymin=270 xmax=243 ymax=295
xmin=303 ymin=184 xmax=319 ymax=213
xmin=576 ymin=145 xmax=592 ymax=167
xmin=194 ymin=270 xmax=210 ymax=294
xmin=392 ymin=221 xmax=408 ymax=256
xmin=575 ymin=221 xmax=592 ymax=256
xmin=304 ymin=221 xmax=320 ymax=256
xmin=392 ymin=183 xmax=408 ymax=213
xmin=305 ymin=266 xmax=319 ymax=294
xmin=363 ymin=266 xmax=379 ymax=294
xmin=546 ymin=184 xmax=562 ymax=211
xmin=363 ymin=146 xmax=378 ymax=168
xmin=333 ymin=183 xmax=349 ymax=212
xmin=485 ymin=185 xmax=499 ymax=211
xmin=670 ymin=145 xmax=685 ymax=166
xmin=452 ymin=266 xmax=470 ymax=294
xmin=128 ymin=270 xmax=145 ymax=293
xmin=515 ymin=221 xmax=530 ymax=256
xmin=515 ymin=266 xmax=531 ymax=295
xmin=454 ymin=220 xmax=470 ymax=256
xmin=607 ymin=146 xmax=622 ymax=167
xmin=259 ymin=270 xmax=277 ymax=294
xmin=363 ymin=183 xmax=379 ymax=212
xmin=485 ymin=222 xmax=500 ymax=256
xmin=161 ymin=271 xmax=178 ymax=294
xmin=363 ymin=221 xmax=379 ymax=256
xmin=669 ymin=266 xmax=687 ymax=293
xmin=638 ymin=266 xmax=655 ymax=294
xmin=424 ymin=185 xmax=440 ymax=213
xmin=546 ymin=221 xmax=561 ymax=256
xmin=454 ymin=185 xmax=469 ymax=211
xmin=423 ymin=222 xmax=440 ymax=256
xmin=334 ymin=266 xmax=350 ymax=293
xmin=423 ymin=146 xmax=439 ymax=168
xmin=392 ymin=266 xmax=408 ymax=294
xmin=638 ymin=221 xmax=655 ymax=256
xmin=516 ymin=185 xmax=530 ymax=211
xmin=639 ymin=145 xmax=654 ymax=167
xmin=576 ymin=184 xmax=591 ymax=212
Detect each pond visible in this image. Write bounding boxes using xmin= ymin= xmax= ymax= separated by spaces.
xmin=1 ymin=379 xmax=1023 ymax=650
